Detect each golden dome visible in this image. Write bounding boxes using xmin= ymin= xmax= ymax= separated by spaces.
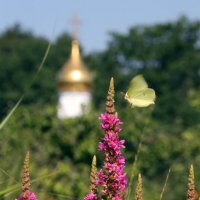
xmin=58 ymin=40 xmax=92 ymax=91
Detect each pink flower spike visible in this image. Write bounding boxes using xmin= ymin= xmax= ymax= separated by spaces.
xmin=96 ymin=112 xmax=127 ymax=199
xmin=83 ymin=79 xmax=127 ymax=200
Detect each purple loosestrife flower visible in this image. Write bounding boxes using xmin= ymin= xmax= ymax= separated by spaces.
xmin=16 ymin=152 xmax=37 ymax=200
xmin=83 ymin=78 xmax=127 ymax=200
xmin=135 ymin=174 xmax=143 ymax=200
xmin=17 ymin=192 xmax=37 ymax=200
xmin=187 ymin=164 xmax=199 ymax=200
xmin=97 ymin=78 xmax=127 ymax=200
xmin=99 ymin=113 xmax=123 ymax=131
xmin=83 ymin=192 xmax=97 ymax=200
xmin=96 ymin=113 xmax=127 ymax=200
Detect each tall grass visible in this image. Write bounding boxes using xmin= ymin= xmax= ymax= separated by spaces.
xmin=0 ymin=42 xmax=51 ymax=131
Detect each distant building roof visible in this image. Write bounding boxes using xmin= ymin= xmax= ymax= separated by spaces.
xmin=58 ymin=39 xmax=92 ymax=91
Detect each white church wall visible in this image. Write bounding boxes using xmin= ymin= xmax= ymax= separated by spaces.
xmin=57 ymin=91 xmax=91 ymax=119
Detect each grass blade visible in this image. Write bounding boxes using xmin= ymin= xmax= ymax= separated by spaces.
xmin=0 ymin=167 xmax=19 ymax=184
xmin=159 ymin=167 xmax=171 ymax=200
xmin=126 ymin=109 xmax=154 ymax=200
xmin=126 ymin=134 xmax=144 ymax=200
xmin=0 ymin=96 xmax=24 ymax=130
xmin=0 ymin=171 xmax=57 ymax=197
xmin=0 ymin=42 xmax=51 ymax=131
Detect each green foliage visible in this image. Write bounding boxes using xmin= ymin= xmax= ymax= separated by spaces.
xmin=0 ymin=105 xmax=101 ymax=199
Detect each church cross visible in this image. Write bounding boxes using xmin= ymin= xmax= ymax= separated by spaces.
xmin=69 ymin=15 xmax=82 ymax=39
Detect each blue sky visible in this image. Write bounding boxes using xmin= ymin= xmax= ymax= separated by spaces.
xmin=0 ymin=0 xmax=199 ymax=53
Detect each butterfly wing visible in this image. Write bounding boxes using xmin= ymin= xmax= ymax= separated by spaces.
xmin=128 ymin=75 xmax=148 ymax=93
xmin=129 ymin=88 xmax=156 ymax=107
xmin=125 ymin=75 xmax=156 ymax=107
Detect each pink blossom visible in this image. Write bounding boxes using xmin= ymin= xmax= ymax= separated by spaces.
xmin=99 ymin=113 xmax=123 ymax=132
xmin=17 ymin=192 xmax=37 ymax=200
xmin=83 ymin=113 xmax=127 ymax=200
xmin=96 ymin=113 xmax=127 ymax=200
xmin=83 ymin=192 xmax=96 ymax=200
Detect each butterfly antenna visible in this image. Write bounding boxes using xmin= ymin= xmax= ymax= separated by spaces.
xmin=106 ymin=77 xmax=115 ymax=115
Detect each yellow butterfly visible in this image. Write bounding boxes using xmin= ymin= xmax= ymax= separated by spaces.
xmin=125 ymin=74 xmax=156 ymax=107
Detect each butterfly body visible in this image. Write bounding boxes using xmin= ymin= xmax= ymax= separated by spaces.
xmin=125 ymin=75 xmax=156 ymax=107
